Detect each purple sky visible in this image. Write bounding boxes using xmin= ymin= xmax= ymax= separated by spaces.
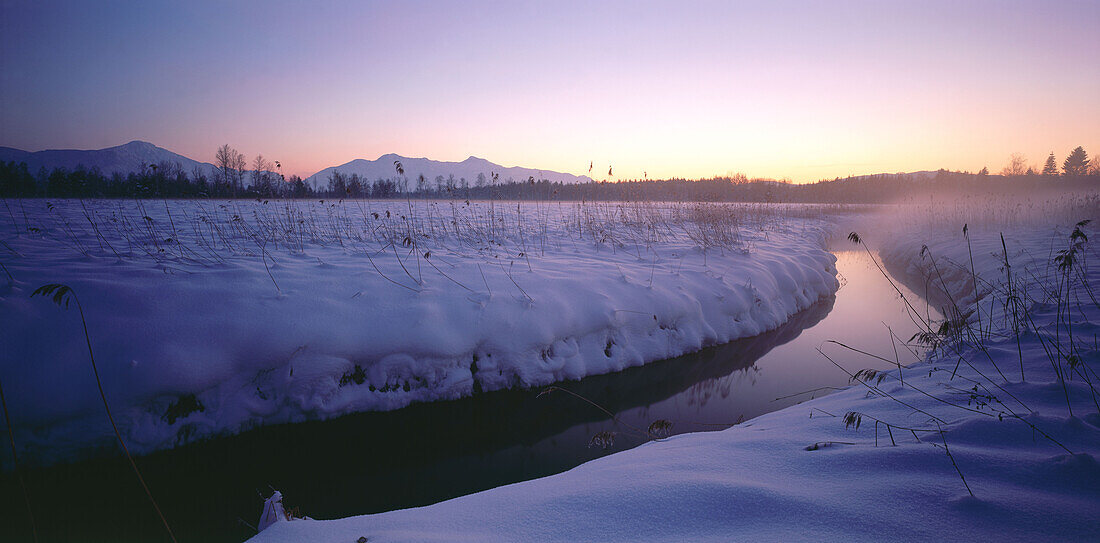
xmin=2 ymin=0 xmax=1098 ymax=180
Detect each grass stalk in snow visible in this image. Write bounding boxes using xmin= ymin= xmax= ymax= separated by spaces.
xmin=963 ymin=224 xmax=984 ymax=340
xmin=0 ymin=259 xmax=13 ymax=285
xmin=854 ymin=231 xmax=1033 ymax=413
xmin=500 ymin=260 xmax=533 ymax=303
xmin=935 ymin=421 xmax=974 ymax=497
xmin=2 ymin=197 xmax=19 ymax=231
xmin=259 ymin=240 xmax=281 ymax=294
xmin=829 ymin=224 xmax=1096 ymax=478
xmin=30 ymin=284 xmax=178 ymax=543
xmin=1001 ymin=233 xmax=1026 ymax=382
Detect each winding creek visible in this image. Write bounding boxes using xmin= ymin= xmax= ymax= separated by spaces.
xmin=0 ymin=249 xmax=939 ymax=543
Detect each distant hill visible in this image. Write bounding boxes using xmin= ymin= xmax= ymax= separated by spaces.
xmin=0 ymin=140 xmax=218 ymax=178
xmin=305 ymin=153 xmax=592 ymax=190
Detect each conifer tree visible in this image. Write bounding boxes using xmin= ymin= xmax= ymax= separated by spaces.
xmin=1041 ymin=152 xmax=1059 ymax=177
xmin=1062 ymin=146 xmax=1089 ymax=176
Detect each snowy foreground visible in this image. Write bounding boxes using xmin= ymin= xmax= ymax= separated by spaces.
xmin=250 ymin=221 xmax=1100 ymax=542
xmin=0 ymin=199 xmax=836 ymax=462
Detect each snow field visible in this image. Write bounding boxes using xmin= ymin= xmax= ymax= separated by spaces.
xmin=250 ymin=217 xmax=1100 ymax=542
xmin=0 ymin=198 xmax=839 ymax=462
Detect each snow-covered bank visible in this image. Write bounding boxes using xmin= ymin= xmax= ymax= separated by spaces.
xmin=0 ymin=200 xmax=838 ymax=462
xmin=249 ymin=221 xmax=1100 ymax=542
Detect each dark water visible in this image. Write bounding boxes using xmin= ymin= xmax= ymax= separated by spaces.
xmin=0 ymin=250 xmax=933 ymax=543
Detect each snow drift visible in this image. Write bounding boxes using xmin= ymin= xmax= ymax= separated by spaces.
xmin=247 ymin=217 xmax=1100 ymax=543
xmin=0 ymin=199 xmax=837 ymax=463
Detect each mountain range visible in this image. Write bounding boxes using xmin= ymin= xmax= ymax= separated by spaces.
xmin=304 ymin=154 xmax=592 ymax=189
xmin=0 ymin=141 xmax=950 ymax=187
xmin=0 ymin=141 xmax=593 ymax=187
xmin=0 ymin=140 xmax=220 ymax=179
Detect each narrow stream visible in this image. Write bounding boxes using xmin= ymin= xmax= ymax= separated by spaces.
xmin=0 ymin=250 xmax=937 ymax=543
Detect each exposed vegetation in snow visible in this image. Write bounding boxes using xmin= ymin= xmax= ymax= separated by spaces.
xmin=250 ymin=215 xmax=1100 ymax=543
xmin=0 ymin=198 xmax=838 ymax=463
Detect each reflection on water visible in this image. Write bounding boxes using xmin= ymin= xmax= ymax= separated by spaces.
xmin=0 ymin=251 xmax=934 ymax=543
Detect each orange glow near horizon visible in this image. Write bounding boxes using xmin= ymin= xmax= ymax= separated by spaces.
xmin=2 ymin=1 xmax=1098 ymax=183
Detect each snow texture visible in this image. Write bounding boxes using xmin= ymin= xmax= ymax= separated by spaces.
xmin=0 ymin=199 xmax=837 ymax=463
xmin=248 ymin=221 xmax=1100 ymax=543
xmin=257 ymin=491 xmax=288 ymax=533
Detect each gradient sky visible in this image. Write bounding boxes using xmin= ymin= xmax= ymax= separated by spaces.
xmin=2 ymin=0 xmax=1098 ymax=181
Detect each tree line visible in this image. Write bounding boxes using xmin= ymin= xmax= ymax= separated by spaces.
xmin=1 ymin=145 xmax=1096 ymax=203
